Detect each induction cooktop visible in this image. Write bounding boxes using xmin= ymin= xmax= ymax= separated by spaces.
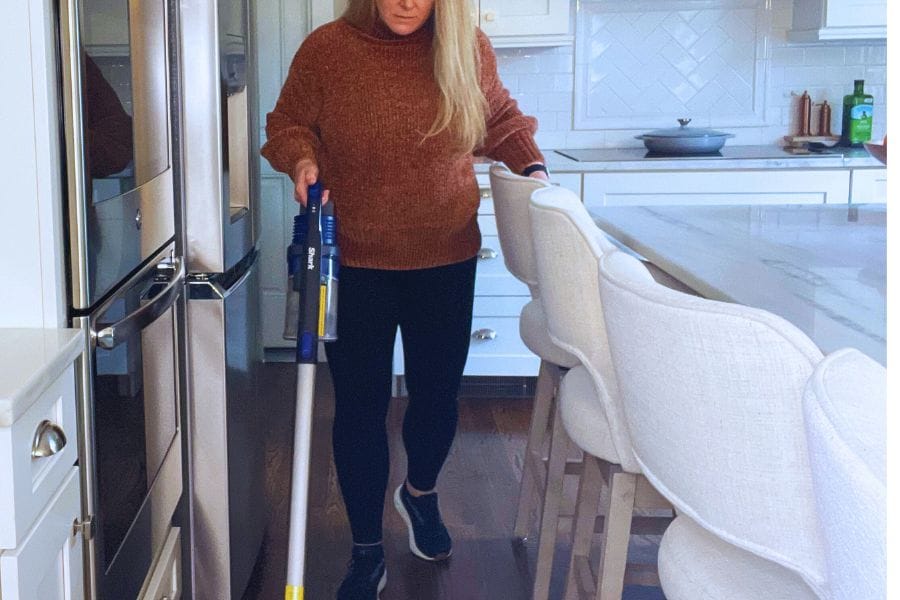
xmin=554 ymin=145 xmax=838 ymax=162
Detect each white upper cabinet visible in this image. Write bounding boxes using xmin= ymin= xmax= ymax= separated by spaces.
xmin=475 ymin=0 xmax=572 ymax=47
xmin=789 ymin=0 xmax=886 ymax=42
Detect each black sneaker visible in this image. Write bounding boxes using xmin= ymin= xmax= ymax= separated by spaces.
xmin=393 ymin=484 xmax=453 ymax=561
xmin=336 ymin=544 xmax=387 ymax=600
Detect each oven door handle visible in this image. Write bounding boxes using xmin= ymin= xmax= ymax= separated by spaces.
xmin=95 ymin=259 xmax=185 ymax=349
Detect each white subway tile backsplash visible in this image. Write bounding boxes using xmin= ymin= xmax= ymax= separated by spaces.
xmin=844 ymin=46 xmax=868 ymax=65
xmin=772 ymin=46 xmax=804 ymax=66
xmin=539 ymin=92 xmax=573 ymax=112
xmin=803 ymin=46 xmax=845 ymax=66
xmin=867 ymin=46 xmax=887 ymax=64
xmin=494 ymin=0 xmax=886 ymax=148
xmin=517 ymin=73 xmax=553 ymax=94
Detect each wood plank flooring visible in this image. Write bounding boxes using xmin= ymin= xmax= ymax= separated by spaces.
xmin=241 ymin=362 xmax=665 ymax=600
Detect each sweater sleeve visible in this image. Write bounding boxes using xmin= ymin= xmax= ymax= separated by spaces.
xmin=260 ymin=38 xmax=323 ymax=176
xmin=474 ymin=30 xmax=544 ymax=174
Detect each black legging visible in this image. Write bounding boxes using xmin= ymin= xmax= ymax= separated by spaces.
xmin=324 ymin=256 xmax=477 ymax=545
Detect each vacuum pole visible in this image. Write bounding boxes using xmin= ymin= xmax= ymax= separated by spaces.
xmin=285 ymin=182 xmax=324 ymax=600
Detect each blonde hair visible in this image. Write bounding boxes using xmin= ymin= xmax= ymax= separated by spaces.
xmin=344 ymin=0 xmax=488 ymax=153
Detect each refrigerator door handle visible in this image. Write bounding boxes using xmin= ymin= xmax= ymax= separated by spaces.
xmin=96 ymin=258 xmax=185 ymax=349
xmin=222 ymin=256 xmax=256 ymax=299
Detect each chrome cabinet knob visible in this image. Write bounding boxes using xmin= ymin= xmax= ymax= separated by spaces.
xmin=478 ymin=248 xmax=498 ymax=260
xmin=483 ymin=10 xmax=497 ymax=22
xmin=32 ymin=420 xmax=67 ymax=458
xmin=480 ymin=188 xmax=492 ymax=199
xmin=472 ymin=328 xmax=497 ymax=341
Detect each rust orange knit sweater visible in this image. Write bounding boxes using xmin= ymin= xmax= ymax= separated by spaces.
xmin=261 ymin=17 xmax=544 ymax=270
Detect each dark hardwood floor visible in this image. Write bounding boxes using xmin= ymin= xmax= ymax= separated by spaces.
xmin=241 ymin=362 xmax=664 ymax=600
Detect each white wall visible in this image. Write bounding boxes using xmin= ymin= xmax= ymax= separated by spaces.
xmin=0 ymin=0 xmax=67 ymax=328
xmin=496 ymin=0 xmax=887 ymax=149
xmin=256 ymin=0 xmax=312 ymax=348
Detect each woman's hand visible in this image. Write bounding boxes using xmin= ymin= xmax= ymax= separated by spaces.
xmin=291 ymin=158 xmax=330 ymax=206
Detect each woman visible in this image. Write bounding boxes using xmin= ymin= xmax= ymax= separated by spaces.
xmin=261 ymin=0 xmax=548 ymax=597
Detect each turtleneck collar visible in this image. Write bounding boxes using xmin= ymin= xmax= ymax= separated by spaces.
xmin=341 ymin=13 xmax=434 ymax=45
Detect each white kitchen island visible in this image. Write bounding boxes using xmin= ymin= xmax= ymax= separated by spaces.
xmin=591 ymin=204 xmax=886 ymax=365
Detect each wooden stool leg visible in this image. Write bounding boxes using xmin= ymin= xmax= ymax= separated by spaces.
xmin=531 ymin=397 xmax=569 ymax=600
xmin=596 ymin=470 xmax=637 ymax=600
xmin=514 ymin=360 xmax=558 ymax=540
xmin=563 ymin=453 xmax=605 ymax=600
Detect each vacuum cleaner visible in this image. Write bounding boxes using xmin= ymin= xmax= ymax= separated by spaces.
xmin=284 ymin=181 xmax=339 ymax=600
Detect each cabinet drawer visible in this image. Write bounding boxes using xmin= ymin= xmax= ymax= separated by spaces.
xmin=551 ymin=173 xmax=582 ymax=197
xmin=478 ymin=214 xmax=497 ymax=236
xmin=850 ymin=168 xmax=886 ymax=203
xmin=140 ymin=526 xmax=182 ymax=600
xmin=475 ymin=236 xmax=530 ymax=296
xmin=583 ymin=170 xmax=851 ymax=208
xmin=0 ymin=467 xmax=83 ymax=600
xmin=473 ymin=296 xmax=530 ymax=317
xmin=465 ymin=317 xmax=539 ymax=376
xmin=0 ymin=365 xmax=79 ymax=549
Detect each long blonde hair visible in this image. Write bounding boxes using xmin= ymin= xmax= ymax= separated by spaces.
xmin=343 ymin=0 xmax=488 ymax=153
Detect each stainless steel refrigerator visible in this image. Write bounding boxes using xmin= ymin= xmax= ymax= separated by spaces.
xmin=179 ymin=0 xmax=266 ymax=597
xmin=59 ymin=0 xmax=186 ymax=597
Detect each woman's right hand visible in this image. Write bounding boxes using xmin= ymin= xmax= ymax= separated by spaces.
xmin=291 ymin=158 xmax=330 ymax=206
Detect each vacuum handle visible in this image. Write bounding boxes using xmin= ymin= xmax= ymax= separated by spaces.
xmin=296 ymin=182 xmax=324 ymax=363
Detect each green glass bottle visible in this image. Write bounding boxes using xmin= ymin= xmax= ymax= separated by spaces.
xmin=840 ymin=79 xmax=874 ymax=147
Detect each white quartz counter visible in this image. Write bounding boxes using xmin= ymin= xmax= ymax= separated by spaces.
xmin=0 ymin=328 xmax=84 ymax=426
xmin=591 ymin=204 xmax=886 ymax=365
xmin=475 ymin=145 xmax=883 ymax=173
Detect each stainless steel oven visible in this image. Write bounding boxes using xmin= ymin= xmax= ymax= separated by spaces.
xmin=72 ymin=244 xmax=184 ymax=599
xmin=59 ymin=0 xmax=184 ymax=596
xmin=60 ymin=0 xmax=176 ymax=311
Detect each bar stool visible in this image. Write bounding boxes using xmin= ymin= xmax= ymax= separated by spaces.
xmin=489 ymin=164 xmax=580 ymax=553
xmin=804 ymin=348 xmax=886 ymax=600
xmin=597 ymin=248 xmax=827 ymax=599
xmin=528 ymin=186 xmax=673 ymax=600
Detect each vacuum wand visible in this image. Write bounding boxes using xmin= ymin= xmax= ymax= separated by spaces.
xmin=285 ymin=181 xmax=337 ymax=600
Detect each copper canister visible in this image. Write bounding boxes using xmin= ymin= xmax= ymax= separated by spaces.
xmin=799 ymin=91 xmax=812 ymax=136
xmin=818 ymin=100 xmax=833 ymax=136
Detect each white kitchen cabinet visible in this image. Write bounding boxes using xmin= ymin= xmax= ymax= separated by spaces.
xmin=849 ymin=168 xmax=886 ymax=203
xmin=789 ymin=0 xmax=886 ymax=41
xmin=0 ymin=329 xmax=84 ymax=600
xmin=475 ymin=0 xmax=572 ymax=47
xmin=0 ymin=468 xmax=84 ymax=600
xmin=463 ymin=174 xmax=540 ymax=376
xmin=0 ymin=364 xmax=79 ymax=549
xmin=582 ymin=170 xmax=851 ymax=210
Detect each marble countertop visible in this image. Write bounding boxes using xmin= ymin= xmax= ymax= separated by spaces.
xmin=590 ymin=204 xmax=886 ymax=365
xmin=475 ymin=145 xmax=883 ymax=173
xmin=0 ymin=328 xmax=85 ymax=427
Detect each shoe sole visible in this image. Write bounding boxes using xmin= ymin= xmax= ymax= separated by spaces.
xmin=377 ymin=570 xmax=387 ymax=598
xmin=393 ymin=486 xmax=452 ymax=562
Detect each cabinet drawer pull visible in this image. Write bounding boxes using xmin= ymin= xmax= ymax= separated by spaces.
xmin=32 ymin=420 xmax=67 ymax=458
xmin=472 ymin=328 xmax=497 ymax=341
xmin=480 ymin=188 xmax=492 ymax=199
xmin=478 ymin=248 xmax=498 ymax=260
